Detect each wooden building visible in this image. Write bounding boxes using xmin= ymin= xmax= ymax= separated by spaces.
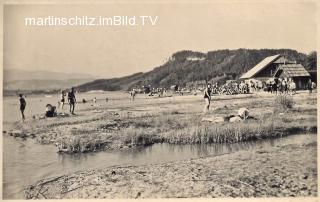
xmin=240 ymin=54 xmax=311 ymax=89
xmin=273 ymin=64 xmax=311 ymax=89
xmin=240 ymin=54 xmax=296 ymax=81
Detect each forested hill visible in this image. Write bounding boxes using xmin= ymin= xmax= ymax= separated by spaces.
xmin=77 ymin=49 xmax=317 ymax=91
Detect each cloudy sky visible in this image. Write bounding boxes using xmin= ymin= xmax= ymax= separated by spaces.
xmin=4 ymin=1 xmax=317 ymax=78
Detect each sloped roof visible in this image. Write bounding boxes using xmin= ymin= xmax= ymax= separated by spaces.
xmin=274 ymin=64 xmax=310 ymax=77
xmin=240 ymin=54 xmax=281 ymax=79
xmin=273 ymin=57 xmax=295 ymax=64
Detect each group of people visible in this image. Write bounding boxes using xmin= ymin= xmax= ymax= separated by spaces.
xmin=18 ymin=88 xmax=77 ymax=121
xmin=18 ymin=78 xmax=316 ymax=120
xmin=202 ymin=78 xmax=316 ymax=114
xmin=215 ymin=80 xmax=262 ymax=95
xmin=59 ymin=88 xmax=76 ymax=114
xmin=265 ymin=78 xmax=297 ymax=95
xmin=307 ymin=79 xmax=317 ymax=94
xmin=129 ymin=89 xmax=136 ymax=101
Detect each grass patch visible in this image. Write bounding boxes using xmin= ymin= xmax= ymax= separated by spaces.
xmin=161 ymin=117 xmax=287 ymax=144
xmin=274 ymin=94 xmax=295 ymax=112
xmin=57 ymin=133 xmax=111 ymax=153
xmin=118 ymin=127 xmax=157 ymax=147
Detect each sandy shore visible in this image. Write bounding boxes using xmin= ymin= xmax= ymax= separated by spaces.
xmin=6 ymin=92 xmax=317 ymax=153
xmin=4 ymin=91 xmax=316 ymax=198
xmin=24 ymin=134 xmax=317 ymax=199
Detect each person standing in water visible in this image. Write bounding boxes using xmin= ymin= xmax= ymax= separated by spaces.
xmin=68 ymin=88 xmax=76 ymax=114
xmin=19 ymin=94 xmax=26 ymax=120
xmin=203 ymin=83 xmax=212 ymax=114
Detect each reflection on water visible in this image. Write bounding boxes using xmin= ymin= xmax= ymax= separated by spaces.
xmin=3 ymin=134 xmax=316 ymax=199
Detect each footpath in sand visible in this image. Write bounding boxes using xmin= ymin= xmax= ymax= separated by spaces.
xmin=25 ymin=134 xmax=317 ymax=199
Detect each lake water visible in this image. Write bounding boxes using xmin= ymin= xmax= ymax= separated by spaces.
xmin=3 ymin=133 xmax=316 ymax=199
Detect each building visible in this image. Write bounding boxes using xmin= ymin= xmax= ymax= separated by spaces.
xmin=308 ymin=70 xmax=317 ymax=83
xmin=240 ymin=54 xmax=311 ymax=89
xmin=240 ymin=54 xmax=296 ymax=81
xmin=273 ymin=64 xmax=311 ymax=89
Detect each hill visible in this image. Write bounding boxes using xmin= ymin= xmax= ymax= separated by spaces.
xmin=77 ymin=49 xmax=317 ymax=91
xmin=4 ymin=79 xmax=94 ymax=91
xmin=3 ymin=69 xmax=95 ymax=91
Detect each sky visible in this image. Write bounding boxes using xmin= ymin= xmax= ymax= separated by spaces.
xmin=3 ymin=1 xmax=317 ymax=78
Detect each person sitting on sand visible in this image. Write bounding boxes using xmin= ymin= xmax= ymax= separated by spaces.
xmin=19 ymin=94 xmax=26 ymax=120
xmin=68 ymin=88 xmax=76 ymax=114
xmin=45 ymin=104 xmax=57 ymax=117
xmin=203 ymin=83 xmax=212 ymax=114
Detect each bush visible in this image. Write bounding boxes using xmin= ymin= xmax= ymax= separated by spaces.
xmin=274 ymin=94 xmax=295 ymax=111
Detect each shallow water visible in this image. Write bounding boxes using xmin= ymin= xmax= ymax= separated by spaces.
xmin=2 ymin=133 xmax=316 ymax=199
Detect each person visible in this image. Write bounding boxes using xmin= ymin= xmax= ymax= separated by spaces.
xmin=238 ymin=108 xmax=249 ymax=120
xmin=272 ymin=78 xmax=278 ymax=94
xmin=245 ymin=83 xmax=249 ymax=94
xmin=203 ymin=83 xmax=212 ymax=114
xmin=282 ymin=80 xmax=288 ymax=94
xmin=130 ymin=89 xmax=136 ymax=101
xmin=60 ymin=90 xmax=65 ymax=110
xmin=289 ymin=80 xmax=296 ymax=95
xmin=19 ymin=94 xmax=26 ymax=120
xmin=45 ymin=104 xmax=57 ymax=117
xmin=250 ymin=81 xmax=255 ymax=93
xmin=312 ymin=81 xmax=316 ymax=91
xmin=93 ymin=97 xmax=97 ymax=104
xmin=307 ymin=79 xmax=313 ymax=93
xmin=68 ymin=88 xmax=76 ymax=114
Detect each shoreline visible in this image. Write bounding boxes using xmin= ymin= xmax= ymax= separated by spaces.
xmin=24 ymin=134 xmax=317 ymax=199
xmin=2 ymin=91 xmax=317 ymax=199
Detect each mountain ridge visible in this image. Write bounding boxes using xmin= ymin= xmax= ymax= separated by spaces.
xmin=77 ymin=49 xmax=317 ymax=92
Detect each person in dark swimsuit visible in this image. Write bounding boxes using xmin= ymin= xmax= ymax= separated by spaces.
xmin=19 ymin=94 xmax=26 ymax=120
xmin=68 ymin=88 xmax=76 ymax=114
xmin=60 ymin=90 xmax=65 ymax=110
xmin=203 ymin=83 xmax=212 ymax=113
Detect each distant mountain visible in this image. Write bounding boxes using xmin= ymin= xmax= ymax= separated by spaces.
xmin=4 ymin=69 xmax=95 ymax=82
xmin=77 ymin=49 xmax=317 ymax=91
xmin=3 ymin=69 xmax=95 ymax=91
xmin=4 ymin=79 xmax=94 ymax=91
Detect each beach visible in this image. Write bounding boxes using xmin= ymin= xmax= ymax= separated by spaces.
xmin=3 ymin=90 xmax=317 ymax=199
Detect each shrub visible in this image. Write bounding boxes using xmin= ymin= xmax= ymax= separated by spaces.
xmin=274 ymin=94 xmax=295 ymax=111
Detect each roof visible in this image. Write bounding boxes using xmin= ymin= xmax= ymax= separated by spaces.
xmin=273 ymin=57 xmax=295 ymax=64
xmin=274 ymin=64 xmax=310 ymax=77
xmin=240 ymin=54 xmax=281 ymax=79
